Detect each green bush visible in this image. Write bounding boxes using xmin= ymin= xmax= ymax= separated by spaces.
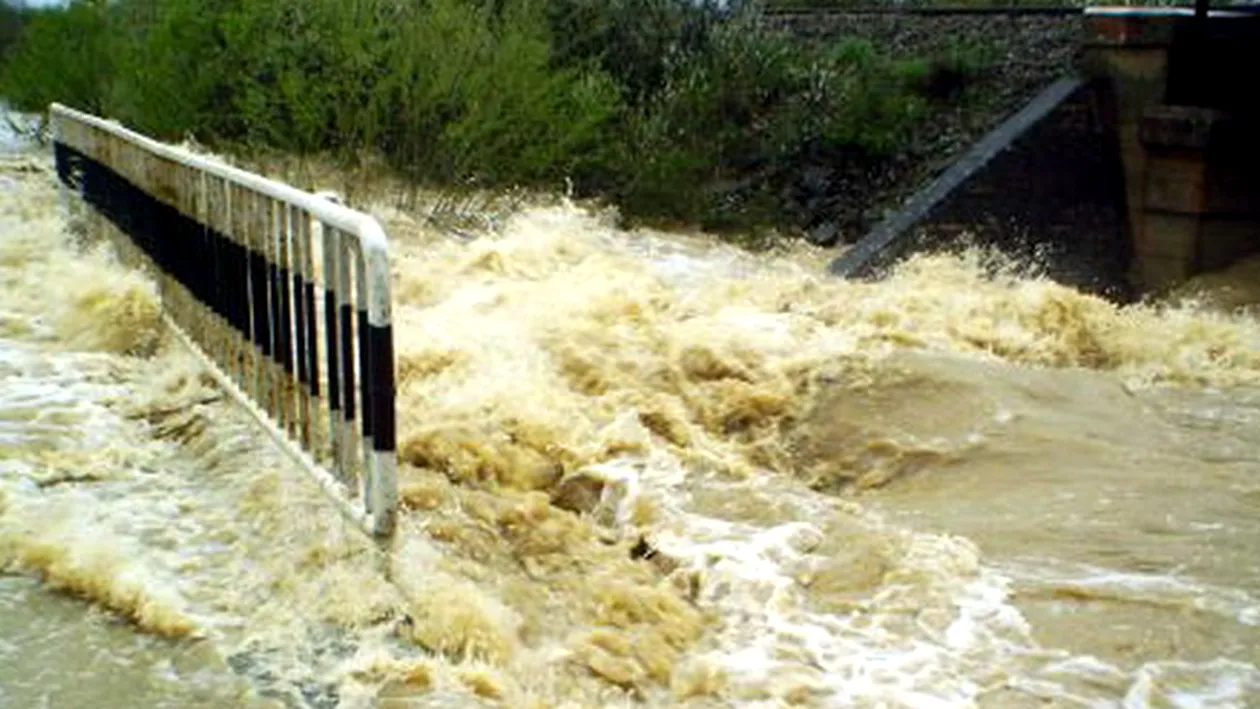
xmin=606 ymin=27 xmax=930 ymax=227
xmin=374 ymin=0 xmax=623 ymax=186
xmin=546 ymin=0 xmax=724 ymax=105
xmin=0 ymin=0 xmax=966 ymax=237
xmin=214 ymin=0 xmax=390 ymax=153
xmin=106 ymin=0 xmax=236 ymax=141
xmin=0 ymin=3 xmax=29 ymax=61
xmin=0 ymin=1 xmax=113 ymax=116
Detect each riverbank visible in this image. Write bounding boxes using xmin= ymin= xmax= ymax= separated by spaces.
xmin=764 ymin=10 xmax=1079 ymax=245
xmin=0 ymin=0 xmax=1077 ymax=248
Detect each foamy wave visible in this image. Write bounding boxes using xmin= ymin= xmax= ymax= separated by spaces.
xmin=1124 ymin=659 xmax=1260 ymax=709
xmin=1006 ymin=559 xmax=1260 ymax=629
xmin=0 ymin=170 xmax=164 ymax=356
xmin=0 ymin=500 xmax=198 ymax=638
xmin=6 ymin=134 xmax=1259 ymax=708
xmin=577 ymin=456 xmax=1036 ymax=707
xmin=1016 ymin=655 xmax=1260 ymax=709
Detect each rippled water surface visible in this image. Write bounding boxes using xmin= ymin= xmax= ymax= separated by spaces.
xmin=1 ymin=143 xmax=1258 ymax=709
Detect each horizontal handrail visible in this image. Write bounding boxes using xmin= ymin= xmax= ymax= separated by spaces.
xmin=49 ymin=104 xmax=386 ymax=251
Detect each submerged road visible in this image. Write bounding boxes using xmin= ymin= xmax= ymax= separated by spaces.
xmin=2 ymin=128 xmax=1259 ymax=708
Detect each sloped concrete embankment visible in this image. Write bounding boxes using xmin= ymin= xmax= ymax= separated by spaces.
xmin=762 ymin=9 xmax=1084 ymax=246
xmin=828 ymin=76 xmax=1135 ymax=302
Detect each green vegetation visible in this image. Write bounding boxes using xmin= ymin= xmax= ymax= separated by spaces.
xmin=0 ymin=0 xmax=989 ymax=235
xmin=760 ymin=0 xmax=1183 ymax=8
xmin=0 ymin=4 xmax=27 ymax=61
xmin=762 ymin=0 xmax=1055 ymax=7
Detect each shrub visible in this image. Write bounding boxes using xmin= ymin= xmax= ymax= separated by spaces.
xmin=0 ymin=1 xmax=113 ymax=116
xmin=605 ymin=25 xmax=931 ymax=228
xmin=374 ymin=0 xmax=623 ymax=186
xmin=1 ymin=0 xmax=960 ymax=238
xmin=0 ymin=3 xmax=28 ymax=61
xmin=106 ymin=0 xmax=237 ymax=141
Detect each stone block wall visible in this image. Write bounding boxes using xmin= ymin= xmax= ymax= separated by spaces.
xmin=1084 ymin=9 xmax=1260 ymax=293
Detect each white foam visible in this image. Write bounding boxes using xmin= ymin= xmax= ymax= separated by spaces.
xmin=589 ymin=455 xmax=1040 ymax=707
xmin=1125 ymin=660 xmax=1260 ymax=709
xmin=1003 ymin=558 xmax=1260 ymax=628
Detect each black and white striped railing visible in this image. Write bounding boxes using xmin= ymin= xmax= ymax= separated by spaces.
xmin=49 ymin=103 xmax=398 ymax=537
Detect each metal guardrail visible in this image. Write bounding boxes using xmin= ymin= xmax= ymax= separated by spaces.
xmin=49 ymin=103 xmax=398 ymax=538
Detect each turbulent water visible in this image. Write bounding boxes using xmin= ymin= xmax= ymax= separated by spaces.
xmin=1 ymin=143 xmax=1259 ymax=709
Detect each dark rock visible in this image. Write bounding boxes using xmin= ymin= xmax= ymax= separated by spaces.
xmin=629 ymin=537 xmax=655 ymax=560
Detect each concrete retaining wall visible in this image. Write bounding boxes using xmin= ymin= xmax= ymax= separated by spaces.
xmin=829 ymin=77 xmax=1135 ymax=300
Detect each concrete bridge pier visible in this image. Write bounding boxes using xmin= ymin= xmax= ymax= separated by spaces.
xmin=1082 ymin=7 xmax=1260 ymax=294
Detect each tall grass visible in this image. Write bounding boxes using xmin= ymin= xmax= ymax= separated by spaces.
xmin=0 ymin=0 xmax=970 ymax=236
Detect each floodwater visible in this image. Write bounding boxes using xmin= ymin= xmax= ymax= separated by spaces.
xmin=2 ymin=137 xmax=1259 ymax=709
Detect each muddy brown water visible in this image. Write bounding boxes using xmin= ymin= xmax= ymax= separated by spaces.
xmin=2 ymin=148 xmax=1258 ymax=708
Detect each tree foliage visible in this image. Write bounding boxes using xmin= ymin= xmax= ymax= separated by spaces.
xmin=0 ymin=0 xmax=980 ymax=233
